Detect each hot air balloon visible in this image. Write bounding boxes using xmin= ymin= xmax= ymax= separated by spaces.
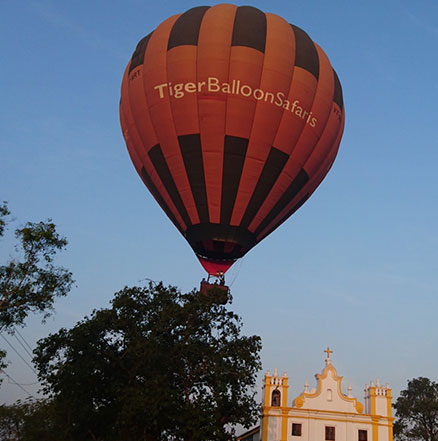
xmin=120 ymin=4 xmax=344 ymax=281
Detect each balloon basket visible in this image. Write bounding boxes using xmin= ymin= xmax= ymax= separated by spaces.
xmin=200 ymin=281 xmax=229 ymax=305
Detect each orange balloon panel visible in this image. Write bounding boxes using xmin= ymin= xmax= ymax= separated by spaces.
xmin=120 ymin=4 xmax=345 ymax=275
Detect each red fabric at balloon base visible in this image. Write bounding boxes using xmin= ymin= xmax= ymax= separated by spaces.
xmin=197 ymin=256 xmax=235 ymax=275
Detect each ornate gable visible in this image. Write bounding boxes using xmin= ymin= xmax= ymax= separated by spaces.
xmin=293 ymin=347 xmax=364 ymax=414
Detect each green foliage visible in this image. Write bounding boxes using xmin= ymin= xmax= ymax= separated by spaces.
xmin=0 ymin=349 xmax=6 ymax=370
xmin=33 ymin=283 xmax=262 ymax=441
xmin=0 ymin=398 xmax=59 ymax=441
xmin=0 ymin=201 xmax=74 ymax=331
xmin=394 ymin=377 xmax=438 ymax=441
xmin=0 ymin=201 xmax=10 ymax=237
xmin=0 ymin=401 xmax=23 ymax=441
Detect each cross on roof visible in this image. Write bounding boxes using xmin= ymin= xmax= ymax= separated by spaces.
xmin=324 ymin=347 xmax=333 ymax=359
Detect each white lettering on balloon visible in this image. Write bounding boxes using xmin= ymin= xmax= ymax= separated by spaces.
xmin=150 ymin=76 xmax=319 ymax=128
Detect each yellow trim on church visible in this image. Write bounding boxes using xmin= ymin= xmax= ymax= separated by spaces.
xmin=293 ymin=363 xmax=363 ymax=414
xmin=284 ymin=407 xmax=393 ymax=419
xmin=372 ymin=415 xmax=379 ymax=441
xmin=262 ymin=373 xmax=272 ymax=441
xmin=280 ymin=376 xmax=289 ymax=441
xmin=386 ymin=388 xmax=392 ymax=418
xmin=262 ymin=411 xmax=393 ymax=426
xmin=387 ymin=387 xmax=393 ymax=441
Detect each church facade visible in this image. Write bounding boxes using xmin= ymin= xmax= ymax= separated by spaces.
xmin=238 ymin=349 xmax=393 ymax=441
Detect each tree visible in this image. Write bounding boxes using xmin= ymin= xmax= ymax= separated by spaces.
xmin=0 ymin=398 xmax=60 ymax=441
xmin=33 ymin=283 xmax=262 ymax=441
xmin=0 ymin=201 xmax=74 ymax=331
xmin=0 ymin=201 xmax=10 ymax=237
xmin=0 ymin=400 xmax=24 ymax=441
xmin=393 ymin=377 xmax=438 ymax=441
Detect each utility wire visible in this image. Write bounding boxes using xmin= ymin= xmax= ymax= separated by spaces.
xmin=0 ymin=333 xmax=38 ymax=375
xmin=7 ymin=377 xmax=39 ymax=386
xmin=0 ymin=369 xmax=32 ymax=396
xmin=13 ymin=326 xmax=33 ymax=353
xmin=12 ymin=331 xmax=33 ymax=359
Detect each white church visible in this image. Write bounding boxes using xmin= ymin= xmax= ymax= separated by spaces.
xmin=238 ymin=348 xmax=393 ymax=441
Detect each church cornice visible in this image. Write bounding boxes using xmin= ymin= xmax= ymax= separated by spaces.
xmin=262 ymin=410 xmax=394 ymax=426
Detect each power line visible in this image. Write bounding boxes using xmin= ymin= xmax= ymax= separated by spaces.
xmin=13 ymin=326 xmax=33 ymax=353
xmin=12 ymin=331 xmax=34 ymax=359
xmin=7 ymin=377 xmax=39 ymax=386
xmin=0 ymin=369 xmax=32 ymax=396
xmin=0 ymin=333 xmax=38 ymax=375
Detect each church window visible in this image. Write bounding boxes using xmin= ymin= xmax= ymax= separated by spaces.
xmin=327 ymin=388 xmax=333 ymax=401
xmin=271 ymin=389 xmax=281 ymax=406
xmin=292 ymin=423 xmax=302 ymax=436
xmin=358 ymin=430 xmax=368 ymax=441
xmin=325 ymin=426 xmax=335 ymax=440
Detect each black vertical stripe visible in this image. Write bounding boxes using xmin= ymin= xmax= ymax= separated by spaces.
xmin=129 ymin=33 xmax=152 ymax=73
xmin=333 ymin=68 xmax=343 ymax=110
xmin=148 ymin=144 xmax=192 ymax=228
xmin=140 ymin=166 xmax=184 ymax=233
xmin=167 ymin=6 xmax=210 ymax=49
xmin=231 ymin=6 xmax=266 ymax=53
xmin=178 ymin=134 xmax=209 ymax=223
xmin=240 ymin=147 xmax=289 ymax=229
xmin=291 ymin=24 xmax=319 ymax=79
xmin=254 ymin=169 xmax=309 ymax=237
xmin=258 ymin=193 xmax=309 ymax=240
xmin=220 ymin=136 xmax=249 ymax=225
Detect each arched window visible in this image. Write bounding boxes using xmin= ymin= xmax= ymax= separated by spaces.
xmin=271 ymin=389 xmax=281 ymax=406
xmin=327 ymin=388 xmax=333 ymax=401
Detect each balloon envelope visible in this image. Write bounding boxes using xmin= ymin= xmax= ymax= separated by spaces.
xmin=120 ymin=4 xmax=345 ymax=275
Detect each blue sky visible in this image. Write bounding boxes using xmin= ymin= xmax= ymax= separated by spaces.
xmin=1 ymin=0 xmax=438 ymax=410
